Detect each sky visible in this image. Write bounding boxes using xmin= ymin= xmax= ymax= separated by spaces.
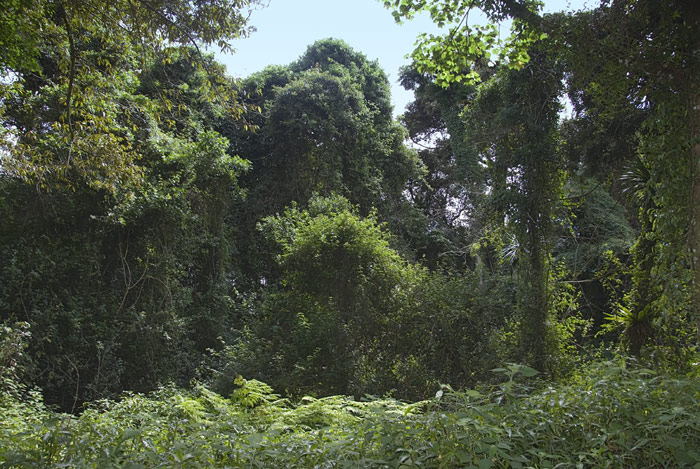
xmin=216 ymin=0 xmax=596 ymax=116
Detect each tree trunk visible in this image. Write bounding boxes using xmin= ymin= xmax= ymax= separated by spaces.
xmin=690 ymin=94 xmax=700 ymax=342
xmin=687 ymin=0 xmax=700 ymax=342
xmin=526 ymin=222 xmax=548 ymax=371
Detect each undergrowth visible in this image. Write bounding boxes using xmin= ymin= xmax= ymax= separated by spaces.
xmin=1 ymin=361 xmax=699 ymax=468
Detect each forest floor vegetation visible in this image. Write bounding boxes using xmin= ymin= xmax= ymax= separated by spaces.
xmin=2 ymin=360 xmax=699 ymax=468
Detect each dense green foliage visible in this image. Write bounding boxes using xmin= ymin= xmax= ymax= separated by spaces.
xmin=2 ymin=362 xmax=699 ymax=467
xmin=1 ymin=0 xmax=699 ymax=465
xmin=227 ymin=39 xmax=423 ymax=287
xmin=385 ymin=0 xmax=700 ymax=352
xmin=0 ymin=46 xmax=250 ymax=409
xmin=0 ymin=0 xmax=257 ymax=190
xmin=211 ymin=195 xmax=519 ymax=400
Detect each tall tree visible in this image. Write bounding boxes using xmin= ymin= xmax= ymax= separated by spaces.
xmin=398 ymin=66 xmax=482 ymax=269
xmin=383 ymin=0 xmax=700 ymax=353
xmin=386 ymin=0 xmax=569 ymax=367
xmin=1 ymin=36 xmax=250 ymax=410
xmin=237 ymin=39 xmax=419 ymax=214
xmin=226 ymin=39 xmax=422 ymax=286
xmin=1 ymin=0 xmax=258 ymax=190
xmin=463 ymin=50 xmax=564 ymax=370
xmin=560 ymin=1 xmax=700 ymax=351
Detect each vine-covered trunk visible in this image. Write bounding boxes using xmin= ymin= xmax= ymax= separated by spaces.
xmin=525 ymin=220 xmax=548 ymax=371
xmin=691 ymin=93 xmax=700 ymax=342
xmin=688 ymin=4 xmax=700 ymax=342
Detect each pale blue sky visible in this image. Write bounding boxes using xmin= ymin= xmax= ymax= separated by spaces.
xmin=217 ymin=0 xmax=595 ymax=116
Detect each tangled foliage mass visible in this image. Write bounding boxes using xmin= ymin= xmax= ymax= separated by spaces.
xmin=1 ymin=0 xmax=699 ymax=465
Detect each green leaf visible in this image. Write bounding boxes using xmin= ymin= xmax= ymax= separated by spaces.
xmin=519 ymin=366 xmax=538 ymax=377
